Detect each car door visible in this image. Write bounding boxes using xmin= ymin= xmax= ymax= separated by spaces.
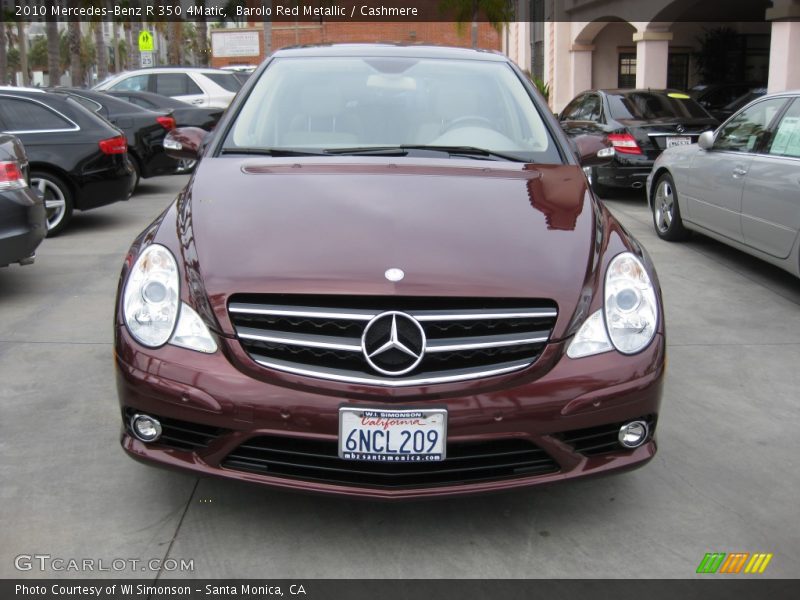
xmin=682 ymin=97 xmax=788 ymax=242
xmin=153 ymin=73 xmax=207 ymax=106
xmin=740 ymin=97 xmax=800 ymax=259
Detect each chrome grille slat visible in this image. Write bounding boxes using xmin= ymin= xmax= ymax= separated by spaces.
xmin=229 ymin=296 xmax=558 ymax=386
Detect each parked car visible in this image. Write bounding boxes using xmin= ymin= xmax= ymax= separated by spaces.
xmin=690 ymin=82 xmax=765 ymax=119
xmin=712 ymin=87 xmax=768 ymax=122
xmin=52 ymin=88 xmax=180 ymax=189
xmin=648 ymin=90 xmax=800 ymax=277
xmin=115 ymin=45 xmax=665 ymax=499
xmin=559 ymin=89 xmax=718 ymax=194
xmin=0 ymin=134 xmax=46 ymax=267
xmin=104 ymin=90 xmax=224 ymax=131
xmin=0 ymin=87 xmax=133 ymax=235
xmin=93 ymin=67 xmax=242 ymax=109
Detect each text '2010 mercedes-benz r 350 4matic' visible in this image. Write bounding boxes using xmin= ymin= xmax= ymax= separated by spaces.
xmin=114 ymin=45 xmax=665 ymax=499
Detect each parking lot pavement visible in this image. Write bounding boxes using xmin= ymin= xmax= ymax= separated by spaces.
xmin=1 ymin=178 xmax=798 ymax=579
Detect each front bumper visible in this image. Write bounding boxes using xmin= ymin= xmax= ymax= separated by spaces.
xmin=115 ymin=327 xmax=665 ymax=499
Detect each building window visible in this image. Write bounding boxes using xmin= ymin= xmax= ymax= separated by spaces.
xmin=618 ymin=53 xmax=636 ymax=88
xmin=530 ymin=0 xmax=545 ymax=80
xmin=667 ymin=54 xmax=689 ymax=90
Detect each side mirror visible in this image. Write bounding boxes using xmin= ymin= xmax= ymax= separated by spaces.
xmin=698 ymin=130 xmax=715 ymax=150
xmin=574 ymin=134 xmax=614 ymax=167
xmin=164 ymin=127 xmax=208 ymax=160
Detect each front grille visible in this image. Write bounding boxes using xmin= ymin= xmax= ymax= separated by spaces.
xmin=228 ymin=295 xmax=558 ymax=386
xmin=123 ymin=409 xmax=228 ymax=451
xmin=222 ymin=436 xmax=559 ymax=488
xmin=558 ymin=416 xmax=656 ymax=456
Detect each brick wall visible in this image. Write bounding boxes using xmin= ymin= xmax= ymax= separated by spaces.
xmin=211 ymin=22 xmax=503 ymax=68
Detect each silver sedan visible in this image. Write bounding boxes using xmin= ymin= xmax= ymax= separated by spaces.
xmin=647 ymin=90 xmax=800 ymax=277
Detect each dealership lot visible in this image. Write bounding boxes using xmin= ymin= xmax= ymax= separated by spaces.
xmin=1 ymin=175 xmax=797 ymax=578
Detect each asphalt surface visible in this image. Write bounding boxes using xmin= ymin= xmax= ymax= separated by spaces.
xmin=1 ymin=176 xmax=798 ymax=579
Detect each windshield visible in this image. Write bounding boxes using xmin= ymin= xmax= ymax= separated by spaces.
xmin=608 ymin=92 xmax=711 ymax=120
xmin=223 ymin=56 xmax=560 ymax=163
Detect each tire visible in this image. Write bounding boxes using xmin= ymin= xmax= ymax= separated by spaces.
xmin=30 ymin=171 xmax=74 ymax=237
xmin=652 ymin=173 xmax=689 ymax=241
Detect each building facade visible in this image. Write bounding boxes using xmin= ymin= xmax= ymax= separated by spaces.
xmin=505 ymin=0 xmax=800 ymax=111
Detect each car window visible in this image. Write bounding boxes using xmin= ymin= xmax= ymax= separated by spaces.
xmin=69 ymin=94 xmax=103 ymax=114
xmin=224 ymin=56 xmax=561 ymax=163
xmin=0 ymin=97 xmax=75 ymax=131
xmin=204 ymin=73 xmax=242 ymax=92
xmin=580 ymin=94 xmax=602 ymax=122
xmin=156 ymin=73 xmax=203 ymax=97
xmin=561 ymin=96 xmax=585 ymax=121
xmin=768 ymin=98 xmax=800 ymax=158
xmin=110 ymin=74 xmax=150 ymax=92
xmin=608 ymin=92 xmax=710 ymax=120
xmin=127 ymin=96 xmax=156 ymax=109
xmin=714 ymin=97 xmax=787 ymax=153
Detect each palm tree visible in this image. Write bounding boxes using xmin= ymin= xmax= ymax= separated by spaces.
xmin=68 ymin=22 xmax=83 ymax=87
xmin=17 ymin=22 xmax=29 ymax=86
xmin=167 ymin=20 xmax=183 ymax=65
xmin=47 ymin=21 xmax=62 ymax=86
xmin=440 ymin=0 xmax=513 ymax=49
xmin=0 ymin=18 xmax=7 ymax=85
xmin=196 ymin=0 xmax=209 ymax=67
xmin=93 ymin=20 xmax=108 ymax=82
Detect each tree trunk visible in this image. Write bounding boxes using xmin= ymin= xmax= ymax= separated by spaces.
xmin=130 ymin=18 xmax=141 ymax=69
xmin=196 ymin=0 xmax=208 ymax=67
xmin=113 ymin=22 xmax=120 ymax=73
xmin=47 ymin=21 xmax=61 ymax=86
xmin=94 ymin=22 xmax=108 ymax=83
xmin=167 ymin=21 xmax=183 ymax=65
xmin=68 ymin=22 xmax=83 ymax=87
xmin=471 ymin=0 xmax=478 ymax=49
xmin=17 ymin=22 xmax=29 ymax=86
xmin=0 ymin=20 xmax=7 ymax=86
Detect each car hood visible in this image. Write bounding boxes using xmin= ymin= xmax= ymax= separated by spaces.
xmin=176 ymin=157 xmax=598 ymax=338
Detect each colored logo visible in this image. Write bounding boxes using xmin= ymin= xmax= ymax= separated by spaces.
xmin=696 ymin=552 xmax=773 ymax=574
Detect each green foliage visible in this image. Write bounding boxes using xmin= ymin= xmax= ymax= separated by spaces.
xmin=439 ymin=0 xmax=514 ymax=35
xmin=27 ymin=36 xmax=48 ymax=70
xmin=693 ymin=27 xmax=741 ymax=84
xmin=7 ymin=47 xmax=19 ymax=71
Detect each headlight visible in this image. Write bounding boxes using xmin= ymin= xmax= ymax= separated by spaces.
xmin=567 ymin=252 xmax=658 ymax=358
xmin=123 ymin=244 xmax=180 ymax=347
xmin=604 ymin=252 xmax=658 ymax=354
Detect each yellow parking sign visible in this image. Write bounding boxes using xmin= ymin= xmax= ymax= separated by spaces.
xmin=138 ymin=31 xmax=154 ymax=52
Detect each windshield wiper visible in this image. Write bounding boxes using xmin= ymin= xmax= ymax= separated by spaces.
xmin=220 ymin=147 xmax=327 ymax=157
xmin=323 ymin=145 xmax=526 ymax=162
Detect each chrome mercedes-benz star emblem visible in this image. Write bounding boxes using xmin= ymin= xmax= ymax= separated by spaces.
xmin=675 ymin=124 xmax=685 ymax=133
xmin=361 ymin=311 xmax=425 ymax=376
xmin=384 ymin=268 xmax=405 ymax=282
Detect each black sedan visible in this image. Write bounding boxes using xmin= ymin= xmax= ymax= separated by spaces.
xmin=0 ymin=88 xmax=133 ymax=235
xmin=0 ymin=133 xmax=46 ymax=267
xmin=104 ymin=90 xmax=224 ymax=131
xmin=51 ymin=89 xmax=180 ymax=190
xmin=559 ymin=89 xmax=718 ymax=194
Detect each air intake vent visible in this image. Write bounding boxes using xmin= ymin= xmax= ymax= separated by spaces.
xmin=222 ymin=435 xmax=559 ymax=488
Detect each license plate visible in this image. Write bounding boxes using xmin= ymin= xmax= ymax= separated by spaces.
xmin=666 ymin=136 xmax=692 ymax=148
xmin=338 ymin=407 xmax=447 ymax=462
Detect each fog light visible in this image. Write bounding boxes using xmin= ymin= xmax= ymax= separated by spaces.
xmin=130 ymin=414 xmax=162 ymax=443
xmin=618 ymin=420 xmax=649 ymax=448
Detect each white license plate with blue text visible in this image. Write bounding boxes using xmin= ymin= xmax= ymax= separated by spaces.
xmin=338 ymin=407 xmax=447 ymax=462
xmin=666 ymin=136 xmax=692 ymax=148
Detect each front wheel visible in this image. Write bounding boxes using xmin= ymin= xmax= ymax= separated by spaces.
xmin=30 ymin=171 xmax=74 ymax=237
xmin=652 ymin=173 xmax=688 ymax=241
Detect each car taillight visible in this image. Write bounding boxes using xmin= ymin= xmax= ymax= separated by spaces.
xmin=157 ymin=116 xmax=176 ymax=130
xmin=0 ymin=161 xmax=26 ymax=190
xmin=99 ymin=135 xmax=128 ymax=155
xmin=607 ymin=132 xmax=642 ymax=155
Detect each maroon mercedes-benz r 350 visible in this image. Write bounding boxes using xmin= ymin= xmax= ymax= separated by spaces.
xmin=114 ymin=45 xmax=665 ymax=499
